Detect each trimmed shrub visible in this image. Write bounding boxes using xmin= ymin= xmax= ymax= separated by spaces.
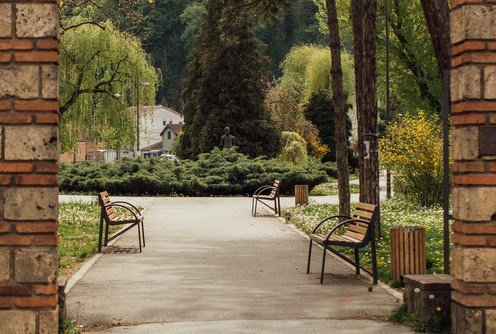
xmin=59 ymin=148 xmax=328 ymax=196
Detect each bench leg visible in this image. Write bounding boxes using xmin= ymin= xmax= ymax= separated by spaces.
xmin=137 ymin=222 xmax=142 ymax=253
xmin=141 ymin=221 xmax=145 ymax=247
xmin=277 ymin=196 xmax=281 ymax=216
xmin=320 ymin=244 xmax=327 ymax=284
xmin=354 ymin=248 xmax=360 ymax=275
xmin=104 ymin=223 xmax=110 ymax=246
xmin=98 ymin=216 xmax=104 ymax=253
xmin=307 ymin=239 xmax=313 ymax=274
xmin=253 ymin=199 xmax=258 ymax=217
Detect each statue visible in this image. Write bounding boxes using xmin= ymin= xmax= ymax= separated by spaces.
xmin=220 ymin=127 xmax=235 ymax=149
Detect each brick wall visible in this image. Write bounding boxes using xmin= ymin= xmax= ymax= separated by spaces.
xmin=0 ymin=0 xmax=60 ymax=332
xmin=451 ymin=0 xmax=496 ymax=332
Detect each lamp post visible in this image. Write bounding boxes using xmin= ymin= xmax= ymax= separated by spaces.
xmin=136 ymin=78 xmax=150 ymax=156
xmin=385 ymin=0 xmax=391 ymax=199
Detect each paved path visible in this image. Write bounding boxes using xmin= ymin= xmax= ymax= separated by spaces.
xmin=65 ymin=196 xmax=411 ymax=333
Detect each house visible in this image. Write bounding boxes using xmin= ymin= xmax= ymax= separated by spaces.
xmin=160 ymin=123 xmax=184 ymax=154
xmin=139 ymin=105 xmax=184 ymax=151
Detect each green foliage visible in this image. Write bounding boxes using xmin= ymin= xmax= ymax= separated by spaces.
xmin=314 ymin=0 xmax=442 ymax=118
xmin=303 ymin=90 xmax=353 ymax=162
xmin=59 ymin=17 xmax=159 ymax=154
xmin=179 ymin=0 xmax=281 ymax=159
xmin=379 ymin=111 xmax=443 ymax=207
xmin=59 ymin=148 xmax=328 ymax=196
xmin=389 ymin=304 xmax=451 ymax=334
xmin=59 ymin=318 xmax=80 ymax=334
xmin=278 ymin=131 xmax=308 ymax=166
xmin=279 ymin=44 xmax=355 ymax=104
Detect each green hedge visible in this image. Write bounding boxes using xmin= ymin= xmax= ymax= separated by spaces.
xmin=59 ymin=148 xmax=330 ymax=196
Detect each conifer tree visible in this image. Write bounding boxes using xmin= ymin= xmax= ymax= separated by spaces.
xmin=178 ymin=0 xmax=280 ymax=159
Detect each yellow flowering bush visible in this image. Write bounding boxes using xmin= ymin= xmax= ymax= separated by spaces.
xmin=379 ymin=111 xmax=443 ymax=207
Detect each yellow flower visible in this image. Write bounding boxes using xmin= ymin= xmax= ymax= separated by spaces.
xmin=436 ymin=307 xmax=441 ymax=312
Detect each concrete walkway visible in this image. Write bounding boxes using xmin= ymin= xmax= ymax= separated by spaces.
xmin=65 ymin=196 xmax=412 ymax=333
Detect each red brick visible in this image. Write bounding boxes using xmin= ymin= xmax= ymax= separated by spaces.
xmin=451 ymin=114 xmax=486 ymax=125
xmin=36 ymin=163 xmax=59 ymax=173
xmin=452 ymin=233 xmax=487 ymax=246
xmin=488 ymin=163 xmax=496 ymax=172
xmin=0 ymin=163 xmax=33 ymax=173
xmin=487 ymin=236 xmax=496 ymax=246
xmin=0 ymin=101 xmax=11 ymax=111
xmin=36 ymin=40 xmax=59 ymax=52
xmin=15 ymin=175 xmax=58 ymax=186
xmin=34 ymin=284 xmax=57 ymax=296
xmin=451 ymin=280 xmax=486 ymax=294
xmin=0 ymin=236 xmax=32 ymax=246
xmin=16 ymin=222 xmax=58 ymax=234
xmin=35 ymin=235 xmax=58 ymax=246
xmin=14 ymin=101 xmax=59 ymax=112
xmin=452 ymin=41 xmax=486 ymax=56
xmin=452 ymin=291 xmax=496 ymax=307
xmin=452 ymin=162 xmax=485 ymax=173
xmin=0 ymin=298 xmax=11 ymax=309
xmin=453 ymin=175 xmax=496 ymax=185
xmin=0 ymin=285 xmax=32 ymax=296
xmin=15 ymin=296 xmax=57 ymax=308
xmin=0 ymin=175 xmax=11 ymax=185
xmin=0 ymin=41 xmax=33 ymax=50
xmin=36 ymin=114 xmax=59 ymax=125
xmin=458 ymin=224 xmax=496 ymax=235
xmin=488 ymin=285 xmax=496 ymax=295
xmin=14 ymin=52 xmax=59 ymax=64
xmin=453 ymin=53 xmax=496 ymax=67
xmin=0 ymin=224 xmax=10 ymax=234
xmin=452 ymin=101 xmax=496 ymax=114
xmin=0 ymin=53 xmax=11 ymax=63
xmin=0 ymin=114 xmax=32 ymax=124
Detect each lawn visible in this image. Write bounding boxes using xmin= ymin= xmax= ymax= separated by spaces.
xmin=287 ymin=196 xmax=446 ymax=285
xmin=58 ymin=201 xmax=120 ymax=277
xmin=310 ymin=180 xmax=360 ymax=196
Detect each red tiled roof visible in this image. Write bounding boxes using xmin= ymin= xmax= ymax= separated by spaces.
xmin=141 ymin=141 xmax=163 ymax=151
xmin=160 ymin=123 xmax=184 ymax=136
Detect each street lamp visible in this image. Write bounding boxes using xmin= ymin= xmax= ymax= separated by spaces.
xmin=136 ymin=79 xmax=150 ymax=156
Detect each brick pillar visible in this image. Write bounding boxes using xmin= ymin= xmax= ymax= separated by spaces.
xmin=0 ymin=0 xmax=60 ymax=332
xmin=451 ymin=1 xmax=496 ymax=332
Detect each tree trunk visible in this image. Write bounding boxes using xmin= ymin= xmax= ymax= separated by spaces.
xmin=420 ymin=0 xmax=450 ymax=73
xmin=352 ymin=0 xmax=380 ymax=236
xmin=326 ymin=0 xmax=350 ymax=218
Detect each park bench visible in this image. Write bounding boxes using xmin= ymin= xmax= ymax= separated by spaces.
xmin=251 ymin=180 xmax=281 ymax=217
xmin=97 ymin=191 xmax=145 ymax=253
xmin=307 ymin=202 xmax=378 ymax=284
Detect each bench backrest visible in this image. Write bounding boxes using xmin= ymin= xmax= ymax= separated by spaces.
xmin=344 ymin=203 xmax=378 ymax=243
xmin=98 ymin=191 xmax=116 ymax=221
xmin=270 ymin=180 xmax=281 ymax=197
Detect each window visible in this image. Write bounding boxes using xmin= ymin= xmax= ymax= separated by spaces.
xmin=163 ymin=121 xmax=166 ymax=125
xmin=167 ymin=131 xmax=171 ymax=140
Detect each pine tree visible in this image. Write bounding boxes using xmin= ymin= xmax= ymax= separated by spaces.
xmin=178 ymin=0 xmax=280 ymax=159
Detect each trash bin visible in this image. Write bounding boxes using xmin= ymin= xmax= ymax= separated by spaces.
xmin=294 ymin=185 xmax=309 ymax=206
xmin=390 ymin=226 xmax=426 ymax=282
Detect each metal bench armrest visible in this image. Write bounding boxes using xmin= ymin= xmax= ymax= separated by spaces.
xmin=111 ymin=201 xmax=142 ymax=216
xmin=311 ymin=214 xmax=353 ymax=234
xmin=104 ymin=203 xmax=139 ymax=221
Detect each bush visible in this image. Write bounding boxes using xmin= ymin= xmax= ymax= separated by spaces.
xmin=59 ymin=148 xmax=328 ymax=196
xmin=379 ymin=111 xmax=443 ymax=207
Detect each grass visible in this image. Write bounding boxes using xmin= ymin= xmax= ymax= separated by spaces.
xmin=310 ymin=180 xmax=360 ymax=196
xmin=287 ymin=196 xmax=446 ymax=286
xmin=58 ymin=201 xmax=125 ymax=277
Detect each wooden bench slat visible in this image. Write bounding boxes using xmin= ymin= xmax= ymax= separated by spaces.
xmin=344 ymin=230 xmax=366 ymax=242
xmin=356 ymin=202 xmax=376 ymax=212
xmin=348 ymin=224 xmax=368 ymax=235
xmin=353 ymin=210 xmax=374 ymax=220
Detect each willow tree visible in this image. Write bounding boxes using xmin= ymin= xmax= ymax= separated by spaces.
xmin=60 ymin=17 xmax=159 ymax=154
